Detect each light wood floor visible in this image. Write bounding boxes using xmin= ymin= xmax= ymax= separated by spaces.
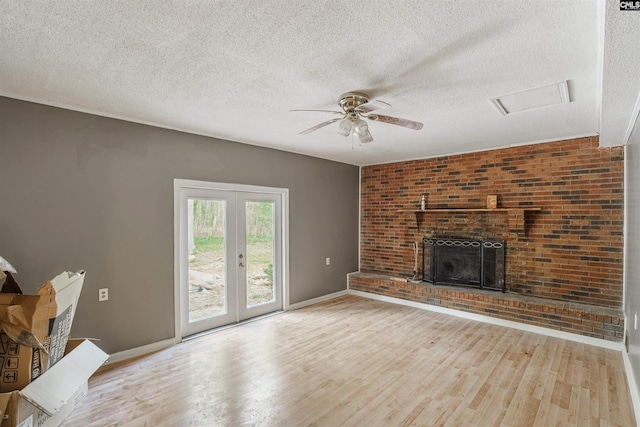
xmin=62 ymin=295 xmax=636 ymax=426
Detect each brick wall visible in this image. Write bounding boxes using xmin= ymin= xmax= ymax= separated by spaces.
xmin=360 ymin=137 xmax=624 ymax=308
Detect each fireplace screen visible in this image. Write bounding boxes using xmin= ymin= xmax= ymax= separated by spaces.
xmin=423 ymin=237 xmax=505 ymax=291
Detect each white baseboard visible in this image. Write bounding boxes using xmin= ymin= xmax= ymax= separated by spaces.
xmin=287 ymin=289 xmax=348 ymax=311
xmin=622 ymin=349 xmax=640 ymax=424
xmin=348 ymin=289 xmax=624 ymax=351
xmin=106 ymin=337 xmax=178 ymax=365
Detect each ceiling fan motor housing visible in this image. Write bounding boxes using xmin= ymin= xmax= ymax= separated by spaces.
xmin=339 ymin=92 xmax=370 ymax=113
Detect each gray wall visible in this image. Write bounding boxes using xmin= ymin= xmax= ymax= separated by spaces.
xmin=626 ymin=138 xmax=640 ymax=399
xmin=0 ymin=97 xmax=359 ymax=354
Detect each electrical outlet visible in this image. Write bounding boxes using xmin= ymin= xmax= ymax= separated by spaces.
xmin=99 ymin=288 xmax=109 ymax=302
xmin=326 ymin=257 xmax=331 ymax=265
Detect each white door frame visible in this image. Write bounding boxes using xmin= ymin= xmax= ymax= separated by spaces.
xmin=173 ymin=179 xmax=289 ymax=341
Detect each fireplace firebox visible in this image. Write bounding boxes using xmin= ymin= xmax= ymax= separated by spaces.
xmin=422 ymin=237 xmax=505 ymax=291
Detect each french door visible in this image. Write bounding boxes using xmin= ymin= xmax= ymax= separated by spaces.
xmin=175 ymin=181 xmax=285 ymax=338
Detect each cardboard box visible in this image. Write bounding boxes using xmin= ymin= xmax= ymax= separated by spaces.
xmin=0 ymin=271 xmax=85 ymax=392
xmin=0 ymin=339 xmax=108 ymax=427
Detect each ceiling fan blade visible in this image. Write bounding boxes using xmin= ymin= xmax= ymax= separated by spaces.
xmin=290 ymin=109 xmax=343 ymax=114
xmin=368 ymin=114 xmax=423 ymax=130
xmin=358 ymin=130 xmax=374 ymax=144
xmin=299 ymin=117 xmax=343 ymax=135
xmin=356 ymin=99 xmax=391 ymax=113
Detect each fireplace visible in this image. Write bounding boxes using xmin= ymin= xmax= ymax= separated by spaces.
xmin=423 ymin=237 xmax=505 ymax=291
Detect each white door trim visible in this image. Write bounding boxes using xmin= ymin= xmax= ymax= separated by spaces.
xmin=173 ymin=179 xmax=290 ymax=341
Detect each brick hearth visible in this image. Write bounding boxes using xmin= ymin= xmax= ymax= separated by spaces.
xmin=349 ymin=272 xmax=624 ymax=342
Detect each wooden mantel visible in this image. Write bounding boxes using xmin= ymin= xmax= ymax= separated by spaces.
xmin=398 ymin=207 xmax=542 ymax=237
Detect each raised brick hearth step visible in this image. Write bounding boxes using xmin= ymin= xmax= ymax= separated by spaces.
xmin=348 ymin=272 xmax=624 ymax=342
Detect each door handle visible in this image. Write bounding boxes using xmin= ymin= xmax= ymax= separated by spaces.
xmin=239 ymin=262 xmax=245 ymax=267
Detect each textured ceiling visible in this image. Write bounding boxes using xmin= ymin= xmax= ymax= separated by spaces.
xmin=1 ymin=1 xmax=639 ymax=166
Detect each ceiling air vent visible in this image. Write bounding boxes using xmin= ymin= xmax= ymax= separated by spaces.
xmin=490 ymin=81 xmax=570 ymax=116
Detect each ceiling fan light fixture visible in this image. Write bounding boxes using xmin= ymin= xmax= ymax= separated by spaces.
xmin=352 ymin=118 xmax=368 ymax=135
xmin=337 ymin=118 xmax=352 ymax=136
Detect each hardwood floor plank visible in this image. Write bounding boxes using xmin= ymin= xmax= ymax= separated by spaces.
xmin=61 ymin=295 xmax=635 ymax=427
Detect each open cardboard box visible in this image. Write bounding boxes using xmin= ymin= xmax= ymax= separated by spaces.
xmin=0 ymin=271 xmax=86 ymax=392
xmin=0 ymin=268 xmax=108 ymax=426
xmin=0 ymin=339 xmax=108 ymax=427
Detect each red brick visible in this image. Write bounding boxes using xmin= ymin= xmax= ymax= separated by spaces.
xmin=360 ymin=137 xmax=623 ymax=308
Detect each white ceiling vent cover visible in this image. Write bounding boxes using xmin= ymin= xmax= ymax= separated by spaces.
xmin=490 ymin=81 xmax=570 ymax=116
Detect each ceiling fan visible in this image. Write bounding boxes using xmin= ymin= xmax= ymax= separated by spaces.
xmin=291 ymin=92 xmax=423 ymax=144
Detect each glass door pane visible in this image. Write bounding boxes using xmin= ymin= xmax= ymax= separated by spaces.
xmin=237 ymin=191 xmax=282 ymax=320
xmin=188 ymin=198 xmax=227 ymax=322
xmin=179 ymin=188 xmax=237 ymax=338
xmin=244 ymin=200 xmax=276 ymax=307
